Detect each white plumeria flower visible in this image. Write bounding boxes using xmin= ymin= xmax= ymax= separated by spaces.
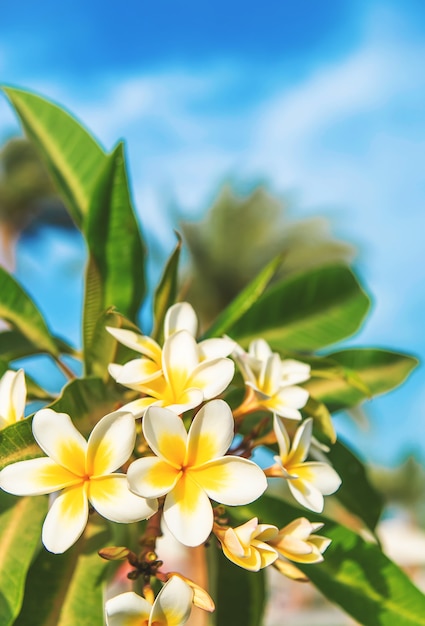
xmin=0 ymin=409 xmax=157 ymax=553
xmin=110 ymin=329 xmax=235 ymax=417
xmin=107 ymin=302 xmax=235 ymax=417
xmin=105 ymin=576 xmax=193 ymax=626
xmin=269 ymin=517 xmax=331 ymax=581
xmin=0 ymin=369 xmax=26 ymax=429
xmin=127 ymin=400 xmax=268 ymax=546
xmin=233 ymin=339 xmax=310 ymax=420
xmin=214 ymin=517 xmax=278 ymax=571
xmin=273 ymin=416 xmax=341 ymax=513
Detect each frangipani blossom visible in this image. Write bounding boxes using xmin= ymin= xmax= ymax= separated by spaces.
xmin=0 ymin=409 xmax=157 ymax=553
xmin=108 ymin=302 xmax=235 ymax=417
xmin=234 ymin=339 xmax=310 ymax=420
xmin=269 ymin=517 xmax=331 ymax=581
xmin=214 ymin=517 xmax=278 ymax=571
xmin=127 ymin=400 xmax=268 ymax=546
xmin=0 ymin=369 xmax=26 ymax=429
xmin=105 ymin=576 xmax=193 ymax=626
xmin=273 ymin=416 xmax=341 ymax=513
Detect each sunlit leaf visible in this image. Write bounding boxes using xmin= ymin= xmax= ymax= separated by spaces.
xmin=0 ymin=267 xmax=59 ymax=357
xmin=2 ymin=86 xmax=107 ymax=228
xmin=0 ymin=418 xmax=42 ymax=471
xmin=83 ymin=143 xmax=146 ymax=364
xmin=305 ymin=348 xmax=418 ymax=413
xmin=211 ymin=542 xmax=266 ymax=626
xmin=15 ymin=518 xmax=110 ymax=626
xmin=203 ymin=253 xmax=283 ymax=339
xmin=327 ymin=438 xmax=384 ymax=532
xmin=227 ymin=265 xmax=370 ymax=351
xmin=0 ymin=492 xmax=47 ymax=626
xmin=234 ymin=496 xmax=425 ymax=626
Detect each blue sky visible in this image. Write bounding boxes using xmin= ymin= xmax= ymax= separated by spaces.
xmin=1 ymin=0 xmax=425 ymax=466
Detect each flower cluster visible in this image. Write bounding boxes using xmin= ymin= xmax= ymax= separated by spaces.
xmin=0 ymin=302 xmax=341 ymax=625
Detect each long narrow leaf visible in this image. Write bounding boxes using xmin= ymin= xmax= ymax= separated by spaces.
xmin=227 ymin=265 xmax=370 ymax=351
xmin=203 ymin=253 xmax=283 ymax=339
xmin=0 ymin=267 xmax=59 ymax=356
xmin=83 ymin=143 xmax=146 ymax=368
xmin=306 ymin=348 xmax=418 ymax=413
xmin=234 ymin=496 xmax=425 ymax=626
xmin=0 ymin=492 xmax=47 ymax=626
xmin=2 ymin=86 xmax=107 ymax=228
xmin=15 ymin=518 xmax=110 ymax=626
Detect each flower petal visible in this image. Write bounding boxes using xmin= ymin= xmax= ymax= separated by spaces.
xmin=221 ymin=542 xmax=261 ymax=571
xmin=287 ymin=477 xmax=325 ymax=513
xmin=273 ymin=415 xmax=290 ymax=460
xmin=89 ymin=474 xmax=157 ymax=522
xmin=249 ymin=339 xmax=272 ymax=361
xmin=192 ymin=457 xmax=267 ymax=505
xmin=42 ymin=484 xmax=89 ymax=553
xmin=86 ymin=411 xmax=136 ymax=476
xmin=151 ymin=576 xmax=193 ymax=626
xmin=162 ymin=330 xmax=199 ymax=393
xmin=266 ymin=386 xmax=309 ymax=419
xmin=114 ymin=358 xmax=163 ymax=386
xmin=273 ymin=558 xmax=308 ymax=581
xmin=127 ymin=457 xmax=181 ymax=499
xmin=189 ymin=358 xmax=235 ymax=399
xmin=119 ymin=396 xmax=161 ymax=418
xmin=288 ymin=418 xmax=313 ymax=466
xmin=164 ymin=474 xmax=213 ymax=546
xmin=143 ymin=406 xmax=187 ymax=467
xmin=0 ymin=369 xmax=26 ymax=426
xmin=164 ymin=302 xmax=198 ymax=339
xmin=280 ymin=359 xmax=311 ymax=385
xmin=186 ymin=400 xmax=234 ymax=467
xmin=293 ymin=462 xmax=342 ymax=496
xmin=198 ymin=337 xmax=235 ymax=360
xmin=32 ymin=409 xmax=87 ymax=475
xmin=0 ymin=457 xmax=81 ymax=495
xmin=259 ymin=354 xmax=281 ymax=396
xmin=105 ymin=591 xmax=152 ymax=626
xmin=106 ymin=326 xmax=162 ymax=362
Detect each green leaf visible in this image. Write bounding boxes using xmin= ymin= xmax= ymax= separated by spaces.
xmin=0 ymin=492 xmax=48 ymax=626
xmin=83 ymin=143 xmax=146 ymax=365
xmin=15 ymin=518 xmax=110 ymax=626
xmin=203 ymin=253 xmax=284 ymax=339
xmin=2 ymin=86 xmax=107 ymax=228
xmin=0 ymin=267 xmax=59 ymax=356
xmin=0 ymin=418 xmax=42 ymax=471
xmin=48 ymin=377 xmax=124 ymax=436
xmin=211 ymin=543 xmax=266 ymax=626
xmin=151 ymin=233 xmax=182 ymax=343
xmin=306 ymin=348 xmax=419 ymax=413
xmin=303 ymin=396 xmax=336 ymax=444
xmin=234 ymin=496 xmax=425 ymax=626
xmin=328 ymin=439 xmax=384 ymax=532
xmin=227 ymin=265 xmax=370 ymax=351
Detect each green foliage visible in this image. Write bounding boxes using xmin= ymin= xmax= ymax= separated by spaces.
xmin=228 ymin=264 xmax=370 ymax=351
xmin=0 ymin=267 xmax=59 ymax=357
xmin=0 ymin=492 xmax=48 ymax=626
xmin=235 ymin=496 xmax=425 ymax=626
xmin=15 ymin=519 xmax=110 ymax=626
xmin=0 ymin=85 xmax=422 ymax=626
xmin=2 ymin=87 xmax=106 ymax=228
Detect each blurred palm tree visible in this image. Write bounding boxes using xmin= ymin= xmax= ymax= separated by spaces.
xmin=181 ymin=185 xmax=355 ymax=328
xmin=0 ymin=136 xmax=72 ymax=268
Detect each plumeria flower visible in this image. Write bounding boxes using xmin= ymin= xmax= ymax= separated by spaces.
xmin=271 ymin=416 xmax=341 ymax=512
xmin=0 ymin=369 xmax=26 ymax=429
xmin=269 ymin=517 xmax=331 ymax=581
xmin=127 ymin=400 xmax=268 ymax=546
xmin=214 ymin=517 xmax=278 ymax=571
xmin=108 ymin=302 xmax=235 ymax=417
xmin=0 ymin=409 xmax=157 ymax=553
xmin=233 ymin=339 xmax=310 ymax=420
xmin=105 ymin=576 xmax=193 ymax=626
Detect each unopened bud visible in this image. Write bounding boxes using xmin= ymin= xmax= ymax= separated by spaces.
xmin=98 ymin=546 xmax=130 ymax=561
